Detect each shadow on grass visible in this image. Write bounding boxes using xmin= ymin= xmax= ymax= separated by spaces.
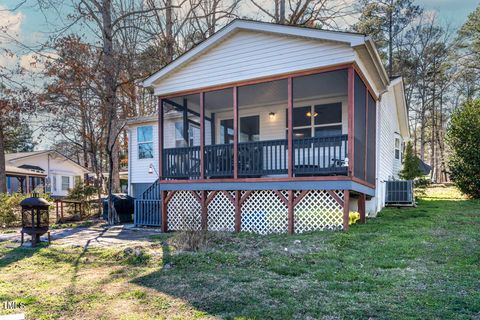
xmin=0 ymin=243 xmax=45 ymax=270
xmin=129 ymin=197 xmax=480 ymax=319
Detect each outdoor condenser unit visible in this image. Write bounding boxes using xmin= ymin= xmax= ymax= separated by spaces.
xmin=385 ymin=180 xmax=415 ymax=207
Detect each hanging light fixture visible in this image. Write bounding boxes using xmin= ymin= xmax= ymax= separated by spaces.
xmin=269 ymin=112 xmax=276 ymax=120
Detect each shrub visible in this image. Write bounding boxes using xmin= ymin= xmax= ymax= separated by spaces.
xmin=68 ymin=180 xmax=98 ymax=216
xmin=0 ymin=193 xmax=26 ymax=227
xmin=400 ymin=141 xmax=423 ymax=180
xmin=68 ymin=180 xmax=97 ymax=201
xmin=446 ymin=99 xmax=480 ymax=198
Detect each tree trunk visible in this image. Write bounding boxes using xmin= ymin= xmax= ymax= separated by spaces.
xmin=279 ymin=0 xmax=285 ymax=24
xmin=0 ymin=123 xmax=7 ymax=193
xmin=430 ymin=60 xmax=436 ymax=182
xmin=165 ymin=0 xmax=174 ymax=63
xmin=420 ymin=95 xmax=426 ymax=161
xmin=101 ymin=0 xmax=119 ymax=224
xmin=111 ymin=135 xmax=121 ymax=192
xmin=388 ymin=0 xmax=393 ymax=77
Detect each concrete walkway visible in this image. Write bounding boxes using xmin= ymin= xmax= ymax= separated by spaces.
xmin=0 ymin=222 xmax=162 ymax=248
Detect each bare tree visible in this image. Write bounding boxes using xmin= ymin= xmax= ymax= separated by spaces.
xmin=250 ymin=0 xmax=354 ymax=29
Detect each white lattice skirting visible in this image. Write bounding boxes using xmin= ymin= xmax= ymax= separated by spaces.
xmin=167 ymin=191 xmax=201 ymax=231
xmin=166 ymin=189 xmax=345 ymax=234
xmin=208 ymin=191 xmax=235 ymax=232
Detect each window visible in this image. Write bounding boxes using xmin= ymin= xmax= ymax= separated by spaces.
xmin=240 ymin=116 xmax=260 ymax=142
xmin=287 ymin=103 xmax=342 ymax=139
xmin=61 ymin=176 xmax=70 ymax=191
xmin=176 ymin=121 xmax=200 ymax=147
xmin=53 ymin=176 xmax=57 ymax=192
xmin=395 ymin=137 xmax=401 ymax=160
xmin=138 ymin=126 xmax=153 ymax=159
xmin=219 ymin=116 xmax=260 ymax=143
xmin=220 ymin=119 xmax=234 ymax=144
xmin=175 ymin=122 xmax=186 ymax=147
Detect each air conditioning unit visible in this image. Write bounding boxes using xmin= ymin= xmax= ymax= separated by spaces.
xmin=385 ymin=180 xmax=415 ymax=207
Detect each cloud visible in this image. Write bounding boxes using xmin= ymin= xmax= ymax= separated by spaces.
xmin=0 ymin=5 xmax=24 ymax=36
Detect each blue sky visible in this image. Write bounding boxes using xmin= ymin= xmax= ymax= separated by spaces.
xmin=417 ymin=0 xmax=479 ymax=28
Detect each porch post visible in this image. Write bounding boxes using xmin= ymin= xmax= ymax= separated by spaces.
xmin=364 ymin=87 xmax=368 ymax=181
xmin=348 ymin=66 xmax=355 ymax=177
xmin=26 ymin=176 xmax=30 ymax=194
xmin=359 ymin=193 xmax=366 ymax=224
xmin=233 ymin=86 xmax=238 ymax=179
xmin=158 ymin=97 xmax=164 ymax=179
xmin=183 ymin=98 xmax=189 ymax=145
xmin=161 ymin=190 xmax=168 ymax=232
xmin=234 ymin=190 xmax=241 ymax=232
xmin=287 ymin=77 xmax=293 ymax=178
xmin=343 ymin=190 xmax=350 ymax=231
xmin=288 ymin=190 xmax=294 ymax=234
xmin=201 ymin=190 xmax=207 ymax=230
xmin=200 ymin=92 xmax=205 ymax=179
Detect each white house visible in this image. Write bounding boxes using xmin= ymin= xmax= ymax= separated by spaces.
xmin=129 ymin=20 xmax=409 ymax=233
xmin=126 ymin=115 xmax=159 ymax=198
xmin=5 ymin=150 xmax=90 ymax=197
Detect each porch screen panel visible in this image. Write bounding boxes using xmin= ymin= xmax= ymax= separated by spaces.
xmin=366 ymin=92 xmax=376 ymax=185
xmin=238 ymin=79 xmax=287 ymax=177
xmin=353 ymin=72 xmax=366 ymax=180
xmin=163 ymin=94 xmax=201 ymax=179
xmin=292 ymin=69 xmax=348 ymax=175
xmin=204 ymin=88 xmax=234 ymax=178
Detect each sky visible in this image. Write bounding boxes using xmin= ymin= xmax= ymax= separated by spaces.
xmin=0 ymin=0 xmax=479 ymax=149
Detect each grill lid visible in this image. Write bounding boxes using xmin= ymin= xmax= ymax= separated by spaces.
xmin=20 ymin=196 xmax=50 ymax=208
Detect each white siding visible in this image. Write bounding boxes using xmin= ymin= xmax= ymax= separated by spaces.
xmin=369 ymin=86 xmax=404 ymax=214
xmin=155 ymin=30 xmax=355 ymax=95
xmin=8 ymin=153 xmax=86 ymax=197
xmin=129 ymin=122 xmax=159 ymax=185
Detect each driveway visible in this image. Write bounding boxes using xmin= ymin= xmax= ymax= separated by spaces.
xmin=0 ymin=222 xmax=162 ymax=248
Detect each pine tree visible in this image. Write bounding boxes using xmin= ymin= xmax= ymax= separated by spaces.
xmin=400 ymin=141 xmax=422 ymax=180
xmin=447 ymin=99 xmax=480 ymax=198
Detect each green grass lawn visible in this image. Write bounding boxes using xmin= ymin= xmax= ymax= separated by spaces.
xmin=0 ymin=187 xmax=479 ymax=319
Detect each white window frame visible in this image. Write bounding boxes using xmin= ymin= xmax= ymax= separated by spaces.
xmin=394 ymin=137 xmax=401 ymax=161
xmin=137 ymin=126 xmax=154 ymax=159
xmin=287 ymin=104 xmax=343 ymax=138
xmin=61 ymin=176 xmax=70 ymax=191
xmin=53 ymin=176 xmax=57 ymax=192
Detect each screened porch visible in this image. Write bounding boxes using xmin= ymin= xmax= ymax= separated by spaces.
xmin=158 ymin=66 xmax=376 ymax=185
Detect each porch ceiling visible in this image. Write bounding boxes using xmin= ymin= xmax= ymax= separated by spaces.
xmin=165 ymin=70 xmax=348 ymax=112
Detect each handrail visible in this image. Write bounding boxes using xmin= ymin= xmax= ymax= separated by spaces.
xmin=162 ymin=134 xmax=348 ymax=179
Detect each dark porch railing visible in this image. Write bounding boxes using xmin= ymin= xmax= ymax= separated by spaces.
xmin=205 ymin=143 xmax=234 ymax=178
xmin=239 ymin=139 xmax=288 ymax=176
xmin=293 ymin=134 xmax=348 ymax=176
xmin=163 ymin=146 xmax=201 ymax=179
xmin=163 ymin=134 xmax=348 ymax=179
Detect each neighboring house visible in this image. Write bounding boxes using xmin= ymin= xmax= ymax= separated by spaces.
xmin=132 ymin=20 xmax=409 ymax=234
xmin=5 ymin=150 xmax=90 ymax=197
xmin=126 ymin=115 xmax=159 ymax=198
xmin=5 ymin=164 xmax=47 ymax=194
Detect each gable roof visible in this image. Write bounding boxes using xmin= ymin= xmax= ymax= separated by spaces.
xmin=5 ymin=151 xmax=49 ymax=162
xmin=143 ymin=19 xmax=389 ymax=91
xmin=6 ymin=150 xmax=90 ymax=173
xmin=5 ymin=164 xmax=47 ymax=177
